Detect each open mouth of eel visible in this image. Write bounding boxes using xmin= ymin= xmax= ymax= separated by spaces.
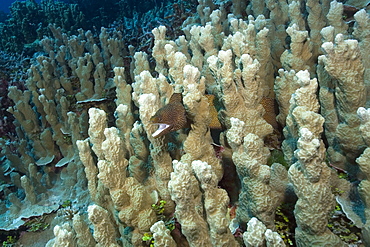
xmin=152 ymin=123 xmax=171 ymax=138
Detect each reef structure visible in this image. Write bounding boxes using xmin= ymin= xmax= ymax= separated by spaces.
xmin=1 ymin=0 xmax=370 ymax=246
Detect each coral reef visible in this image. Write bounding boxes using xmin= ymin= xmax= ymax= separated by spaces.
xmin=0 ymin=51 xmax=28 ymax=139
xmin=0 ymin=0 xmax=86 ymax=54
xmin=1 ymin=0 xmax=370 ymax=246
xmin=0 ymin=0 xmax=196 ymax=55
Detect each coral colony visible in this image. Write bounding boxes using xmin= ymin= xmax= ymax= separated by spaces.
xmin=0 ymin=0 xmax=370 ymax=246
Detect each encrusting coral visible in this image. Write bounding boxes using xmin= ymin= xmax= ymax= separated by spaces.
xmin=1 ymin=0 xmax=370 ymax=246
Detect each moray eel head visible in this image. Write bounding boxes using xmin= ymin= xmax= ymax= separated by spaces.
xmin=150 ymin=93 xmax=188 ymax=138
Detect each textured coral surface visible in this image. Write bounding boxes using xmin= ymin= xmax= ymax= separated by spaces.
xmin=0 ymin=0 xmax=369 ymax=246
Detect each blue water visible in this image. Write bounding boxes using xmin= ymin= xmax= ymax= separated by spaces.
xmin=0 ymin=0 xmax=41 ymax=13
xmin=0 ymin=0 xmax=15 ymax=12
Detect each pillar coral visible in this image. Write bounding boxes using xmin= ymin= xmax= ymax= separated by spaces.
xmin=279 ymin=70 xmax=321 ymax=164
xmin=87 ymin=108 xmax=107 ymax=160
xmin=188 ymin=16 xmax=220 ymax=70
xmin=72 ymin=214 xmax=96 ymax=247
xmin=306 ymin=0 xmax=327 ymax=59
xmin=180 ymin=64 xmax=223 ymax=180
xmin=280 ymin=24 xmax=313 ymax=74
xmin=3 ymin=21 xmax=126 ymax=172
xmin=132 ymin=51 xmax=150 ymax=80
xmin=194 ymin=0 xmax=216 ymax=26
xmin=356 ymin=107 xmax=370 ymax=245
xmin=192 ymin=160 xmax=238 ymax=246
xmin=288 ymin=1 xmax=306 ymax=32
xmin=3 ymin=0 xmax=370 ymax=246
xmin=319 ymin=34 xmax=366 ymax=170
xmin=353 ymin=10 xmax=370 ymax=104
xmin=79 ymin=107 xmax=158 ymax=246
xmin=46 ymin=223 xmax=75 ymax=247
xmin=2 ymin=78 xmax=86 ymax=231
xmin=284 ymin=71 xmax=344 ymax=246
xmin=326 ymin=1 xmax=348 ymax=37
xmin=223 ymin=15 xmax=274 ymax=97
xmin=208 ymin=50 xmax=273 ymax=139
xmin=118 ymin=97 xmax=149 ymax=184
xmin=168 ymin=160 xmax=210 ymax=247
xmin=289 ymin=128 xmax=344 ymax=246
xmin=274 ymin=69 xmax=300 ymax=126
xmin=152 ymin=25 xmax=173 ymax=76
xmin=76 ymin=138 xmax=102 ymax=204
xmin=150 ymin=221 xmax=177 ymax=247
xmin=243 ymin=217 xmax=285 ymax=247
xmin=164 ymin=43 xmax=188 ymax=91
xmin=126 ymin=121 xmax=150 ymax=183
xmin=227 ymin=117 xmax=287 ymax=230
xmin=113 ymin=66 xmax=135 ymax=157
xmin=7 ymin=87 xmax=44 ymax=164
xmin=133 ymin=71 xmax=175 ymax=211
xmin=168 ymin=160 xmax=238 ymax=247
xmin=87 ymin=205 xmax=120 ymax=247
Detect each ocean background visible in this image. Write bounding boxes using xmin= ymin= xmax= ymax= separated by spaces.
xmin=0 ymin=0 xmax=42 ymax=13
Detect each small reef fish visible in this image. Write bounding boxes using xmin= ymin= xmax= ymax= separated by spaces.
xmin=150 ymin=93 xmax=222 ymax=138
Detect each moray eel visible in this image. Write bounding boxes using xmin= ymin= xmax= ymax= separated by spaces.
xmin=150 ymin=93 xmax=222 ymax=138
xmin=150 ymin=93 xmax=279 ymax=139
xmin=150 ymin=93 xmax=188 ymax=138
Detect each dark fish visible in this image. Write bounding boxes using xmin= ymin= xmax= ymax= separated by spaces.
xmin=150 ymin=93 xmax=188 ymax=138
xmin=150 ymin=93 xmax=222 ymax=138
